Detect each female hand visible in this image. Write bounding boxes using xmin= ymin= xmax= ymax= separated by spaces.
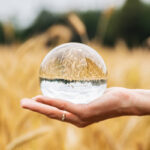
xmin=21 ymin=87 xmax=143 ymax=128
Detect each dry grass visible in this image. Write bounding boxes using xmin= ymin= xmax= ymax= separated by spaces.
xmin=0 ymin=39 xmax=150 ymax=150
xmin=67 ymin=13 xmax=89 ymax=43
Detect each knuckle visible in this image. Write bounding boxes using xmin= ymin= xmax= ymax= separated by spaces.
xmin=59 ymin=103 xmax=66 ymax=110
xmin=46 ymin=112 xmax=56 ymax=119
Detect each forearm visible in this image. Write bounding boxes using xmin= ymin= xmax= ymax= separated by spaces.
xmin=125 ymin=89 xmax=150 ymax=116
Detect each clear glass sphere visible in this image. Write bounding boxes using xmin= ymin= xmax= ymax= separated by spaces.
xmin=39 ymin=43 xmax=107 ymax=104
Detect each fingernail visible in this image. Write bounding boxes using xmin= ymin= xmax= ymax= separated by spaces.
xmin=32 ymin=95 xmax=42 ymax=100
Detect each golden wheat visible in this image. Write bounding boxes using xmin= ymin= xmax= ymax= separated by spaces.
xmin=67 ymin=13 xmax=89 ymax=43
xmin=0 ymin=39 xmax=150 ymax=150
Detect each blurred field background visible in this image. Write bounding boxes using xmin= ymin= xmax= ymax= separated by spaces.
xmin=0 ymin=0 xmax=150 ymax=150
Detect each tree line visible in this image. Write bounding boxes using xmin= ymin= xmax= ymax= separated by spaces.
xmin=0 ymin=0 xmax=150 ymax=47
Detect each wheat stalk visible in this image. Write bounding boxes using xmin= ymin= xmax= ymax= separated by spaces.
xmin=67 ymin=13 xmax=89 ymax=43
xmin=119 ymin=117 xmax=141 ymax=147
xmin=99 ymin=124 xmax=121 ymax=150
xmin=6 ymin=126 xmax=51 ymax=150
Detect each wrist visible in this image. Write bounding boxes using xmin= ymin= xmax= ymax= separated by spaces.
xmin=131 ymin=89 xmax=150 ymax=116
xmin=120 ymin=89 xmax=150 ymax=116
xmin=117 ymin=88 xmax=138 ymax=116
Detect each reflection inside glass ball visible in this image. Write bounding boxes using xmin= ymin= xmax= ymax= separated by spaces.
xmin=39 ymin=43 xmax=107 ymax=104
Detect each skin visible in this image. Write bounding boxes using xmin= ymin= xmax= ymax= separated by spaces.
xmin=21 ymin=87 xmax=150 ymax=128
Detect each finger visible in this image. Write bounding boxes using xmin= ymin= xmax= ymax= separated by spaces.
xmin=21 ymin=98 xmax=81 ymax=125
xmin=33 ymin=96 xmax=83 ymax=115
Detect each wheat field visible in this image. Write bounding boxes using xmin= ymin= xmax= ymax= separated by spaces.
xmin=0 ymin=37 xmax=150 ymax=150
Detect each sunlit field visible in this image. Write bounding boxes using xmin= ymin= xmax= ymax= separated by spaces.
xmin=1 ymin=37 xmax=150 ymax=150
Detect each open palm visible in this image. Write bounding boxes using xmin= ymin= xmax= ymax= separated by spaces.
xmin=21 ymin=87 xmax=133 ymax=127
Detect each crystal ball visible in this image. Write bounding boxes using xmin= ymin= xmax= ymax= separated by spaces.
xmin=39 ymin=43 xmax=107 ymax=104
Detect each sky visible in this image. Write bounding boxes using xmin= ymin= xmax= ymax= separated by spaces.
xmin=0 ymin=0 xmax=149 ymax=28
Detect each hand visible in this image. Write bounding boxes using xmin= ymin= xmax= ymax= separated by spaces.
xmin=21 ymin=87 xmax=135 ymax=128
